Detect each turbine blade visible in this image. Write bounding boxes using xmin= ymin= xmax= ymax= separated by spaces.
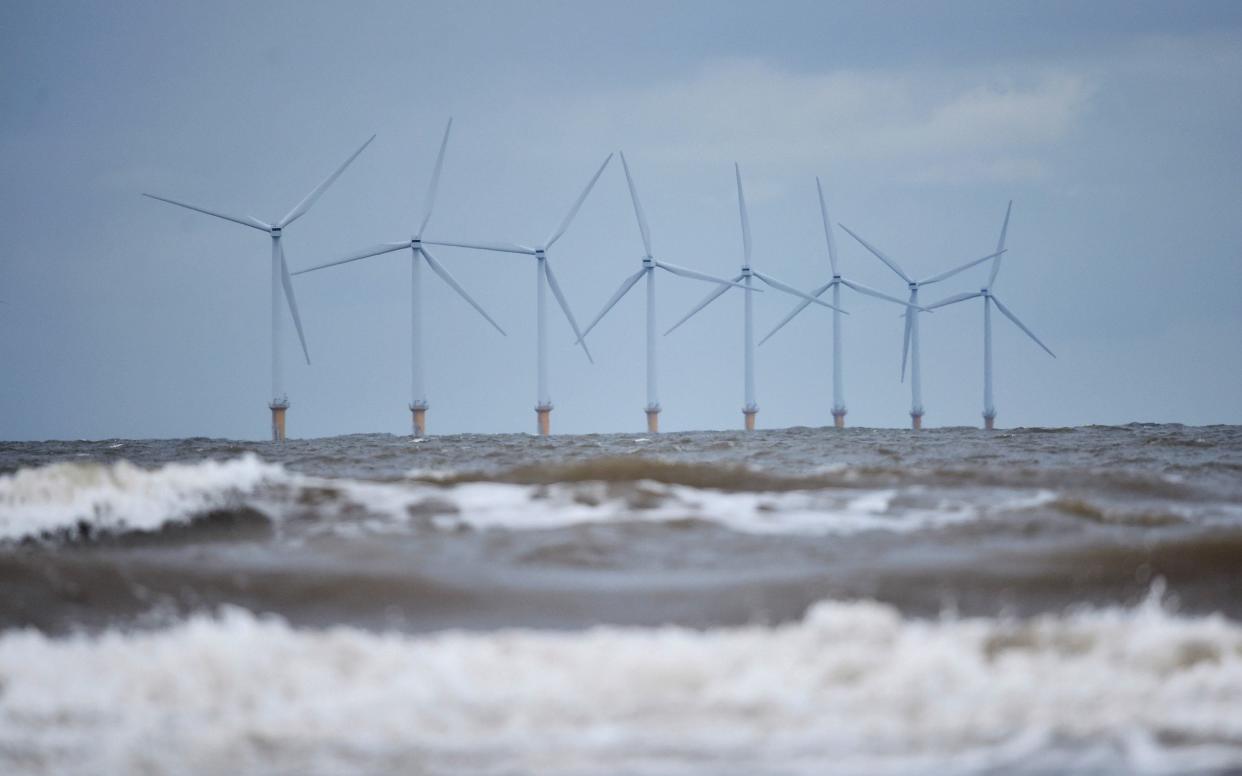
xmin=816 ymin=177 xmax=838 ymax=275
xmin=576 ymin=268 xmax=646 ymax=344
xmin=988 ymin=200 xmax=1013 ymax=289
xmin=420 ymin=247 xmax=506 ymax=336
xmin=543 ymin=260 xmax=593 ymax=363
xmin=920 ymin=249 xmax=1007 ymax=286
xmin=901 ymin=309 xmax=913 ymax=383
xmin=279 ymin=134 xmax=376 ymax=228
xmin=142 ymin=193 xmax=269 ymax=232
xmin=278 ymin=242 xmax=311 ymax=365
xmin=664 ymin=274 xmax=741 ymax=336
xmin=924 ymin=291 xmax=983 ymax=310
xmin=840 ymin=277 xmax=928 ymax=309
xmin=752 ymin=271 xmax=847 ymax=313
xmin=655 ymin=260 xmax=751 ymax=289
xmin=991 ymin=295 xmax=1055 ymax=358
xmin=418 ymin=118 xmax=453 ymax=236
xmin=292 ymin=242 xmax=411 ymax=275
xmin=619 ymin=151 xmax=653 ymax=257
xmin=758 ymin=280 xmax=834 ymax=346
xmin=838 ymin=224 xmax=912 ymax=283
xmin=735 ymin=163 xmax=752 ymax=266
xmin=545 ymin=153 xmax=613 ymax=249
xmin=422 ymin=240 xmax=535 ymax=255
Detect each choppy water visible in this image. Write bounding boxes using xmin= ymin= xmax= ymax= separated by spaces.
xmin=1 ymin=424 xmax=1240 ymax=774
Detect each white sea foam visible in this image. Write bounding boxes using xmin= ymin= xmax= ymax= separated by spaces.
xmin=0 ymin=455 xmax=283 ymax=541
xmin=0 ymin=454 xmax=1058 ymax=543
xmin=334 ymin=478 xmax=1049 ymax=537
xmin=0 ymin=593 xmax=1239 ymax=775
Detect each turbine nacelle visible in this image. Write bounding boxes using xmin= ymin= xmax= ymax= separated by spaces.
xmin=269 ymin=226 xmax=282 ymax=237
xmin=642 ymin=256 xmax=655 ymax=269
xmin=535 ymin=248 xmax=547 ymax=260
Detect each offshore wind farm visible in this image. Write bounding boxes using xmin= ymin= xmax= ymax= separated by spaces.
xmin=141 ymin=124 xmax=1045 ymax=441
xmin=3 ymin=3 xmax=1242 ymax=775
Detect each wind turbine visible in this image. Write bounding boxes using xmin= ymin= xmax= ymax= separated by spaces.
xmin=292 ymin=120 xmax=504 ymax=437
xmin=144 ymin=135 xmax=375 ymax=442
xmin=666 ymin=164 xmax=848 ymax=431
xmin=424 ymin=154 xmax=612 ymax=436
xmin=759 ymin=178 xmax=926 ymax=428
xmin=837 ymin=222 xmax=1006 ymax=429
xmin=925 ymin=201 xmax=1055 ymax=429
xmin=574 ymin=152 xmax=751 ymax=433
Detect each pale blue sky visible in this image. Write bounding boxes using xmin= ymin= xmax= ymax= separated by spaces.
xmin=2 ymin=1 xmax=1241 ymax=439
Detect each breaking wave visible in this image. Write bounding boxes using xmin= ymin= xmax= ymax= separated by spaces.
xmin=5 ymin=450 xmax=1238 ymax=546
xmin=1 ymin=591 xmax=1239 ymax=775
xmin=0 ymin=455 xmax=281 ymax=542
xmin=337 ymin=478 xmax=1053 ymax=536
xmin=0 ymin=455 xmax=1031 ymax=543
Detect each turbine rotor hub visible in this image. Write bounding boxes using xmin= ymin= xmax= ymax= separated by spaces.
xmin=270 ymin=227 xmax=282 ymax=237
xmin=535 ymin=248 xmax=546 ymax=260
xmin=642 ymin=256 xmax=654 ymax=268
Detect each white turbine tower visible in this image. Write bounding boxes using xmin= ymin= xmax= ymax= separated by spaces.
xmin=574 ymin=152 xmax=751 ymax=433
xmin=666 ymin=164 xmax=848 ymax=431
xmin=292 ymin=120 xmax=504 ymax=437
xmin=425 ymin=154 xmax=612 ymax=436
xmin=759 ymin=178 xmax=925 ymax=428
xmin=144 ymin=135 xmax=375 ymax=442
xmin=925 ymin=201 xmax=1055 ymax=429
xmin=837 ymin=222 xmax=1006 ymax=429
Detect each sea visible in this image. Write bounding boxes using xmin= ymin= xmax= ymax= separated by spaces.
xmin=0 ymin=423 xmax=1240 ymax=775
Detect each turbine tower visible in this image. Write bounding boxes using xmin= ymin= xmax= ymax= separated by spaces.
xmin=925 ymin=201 xmax=1055 ymax=429
xmin=837 ymin=222 xmax=1006 ymax=429
xmin=293 ymin=120 xmax=504 ymax=437
xmin=759 ymin=178 xmax=925 ymax=428
xmin=425 ymin=154 xmax=612 ymax=436
xmin=575 ymin=152 xmax=750 ymax=433
xmin=666 ymin=164 xmax=847 ymax=431
xmin=145 ymin=135 xmax=375 ymax=442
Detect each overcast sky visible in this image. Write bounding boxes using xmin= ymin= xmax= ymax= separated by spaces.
xmin=3 ymin=1 xmax=1241 ymax=440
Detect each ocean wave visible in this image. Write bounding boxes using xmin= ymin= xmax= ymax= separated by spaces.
xmin=441 ymin=456 xmax=842 ymax=492
xmin=1050 ymin=496 xmax=1187 ymax=527
xmin=0 ymin=455 xmax=282 ymax=542
xmin=2 ymin=448 xmax=1234 ymax=546
xmin=0 ymin=456 xmax=1049 ymax=544
xmin=0 ymin=591 xmax=1239 ymax=775
xmin=328 ymin=477 xmax=1051 ymax=538
xmin=425 ymin=454 xmax=1229 ymax=504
